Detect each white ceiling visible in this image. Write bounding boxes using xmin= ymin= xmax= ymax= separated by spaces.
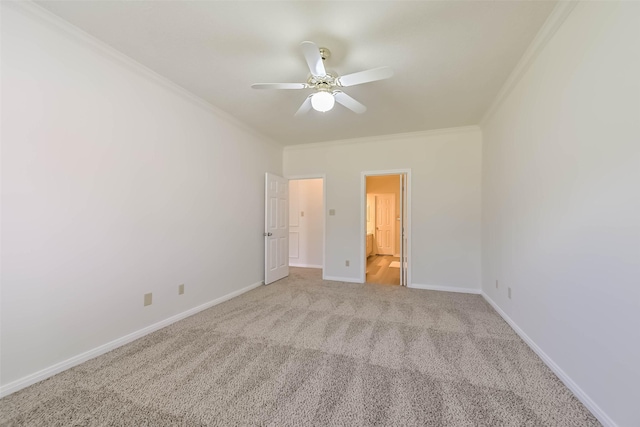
xmin=35 ymin=1 xmax=557 ymax=145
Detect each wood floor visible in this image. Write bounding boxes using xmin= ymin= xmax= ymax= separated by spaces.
xmin=365 ymin=255 xmax=400 ymax=286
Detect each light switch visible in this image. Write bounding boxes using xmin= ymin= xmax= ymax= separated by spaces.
xmin=301 ymin=211 xmax=304 ymax=217
xmin=329 ymin=209 xmax=336 ymax=216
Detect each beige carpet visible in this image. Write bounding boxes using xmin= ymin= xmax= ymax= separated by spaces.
xmin=0 ymin=268 xmax=599 ymax=426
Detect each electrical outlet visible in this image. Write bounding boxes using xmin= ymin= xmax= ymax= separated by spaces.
xmin=496 ymin=280 xmax=499 ymax=289
xmin=329 ymin=209 xmax=336 ymax=216
xmin=508 ymin=287 xmax=512 ymax=299
xmin=345 ymin=260 xmax=350 ymax=267
xmin=179 ymin=284 xmax=184 ymax=295
xmin=144 ymin=293 xmax=152 ymax=306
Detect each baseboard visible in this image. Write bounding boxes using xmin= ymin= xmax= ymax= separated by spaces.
xmin=289 ymin=263 xmax=322 ymax=269
xmin=481 ymin=292 xmax=616 ymax=427
xmin=323 ymin=275 xmax=362 ymax=283
xmin=0 ymin=280 xmax=264 ymax=398
xmin=409 ymin=283 xmax=481 ymax=294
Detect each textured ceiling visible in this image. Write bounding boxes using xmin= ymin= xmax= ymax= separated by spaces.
xmin=35 ymin=1 xmax=557 ymax=145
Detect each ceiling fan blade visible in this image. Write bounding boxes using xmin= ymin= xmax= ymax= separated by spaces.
xmin=334 ymin=91 xmax=367 ymax=114
xmin=301 ymin=41 xmax=326 ymax=77
xmin=337 ymin=66 xmax=394 ymax=87
xmin=251 ymin=83 xmax=308 ymax=90
xmin=294 ymin=96 xmax=313 ymax=117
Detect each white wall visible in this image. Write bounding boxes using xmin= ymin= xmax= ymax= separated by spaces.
xmin=481 ymin=2 xmax=640 ymax=426
xmin=284 ymin=128 xmax=482 ymax=290
xmin=288 ymin=179 xmax=323 ymax=268
xmin=1 ymin=3 xmax=282 ymax=389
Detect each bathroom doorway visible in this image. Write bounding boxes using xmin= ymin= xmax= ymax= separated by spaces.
xmin=362 ymin=170 xmax=410 ymax=286
xmin=288 ymin=176 xmax=325 ymax=277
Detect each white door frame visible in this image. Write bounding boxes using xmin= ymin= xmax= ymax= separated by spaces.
xmin=361 ymin=169 xmax=411 ymax=285
xmin=286 ymin=174 xmax=327 ymax=280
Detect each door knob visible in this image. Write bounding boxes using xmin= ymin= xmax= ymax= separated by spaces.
xmin=264 ymin=232 xmax=273 ymax=236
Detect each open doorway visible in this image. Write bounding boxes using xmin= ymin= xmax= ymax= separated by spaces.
xmin=288 ymin=176 xmax=325 ymax=276
xmin=362 ymin=170 xmax=410 ymax=286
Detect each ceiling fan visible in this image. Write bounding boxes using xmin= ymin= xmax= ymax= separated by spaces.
xmin=251 ymin=41 xmax=393 ymax=116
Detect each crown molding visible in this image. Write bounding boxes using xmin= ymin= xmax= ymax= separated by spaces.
xmin=480 ymin=1 xmax=579 ymax=125
xmin=4 ymin=0 xmax=282 ymax=149
xmin=283 ymin=125 xmax=481 ymax=152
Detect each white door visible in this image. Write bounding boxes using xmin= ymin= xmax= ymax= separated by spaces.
xmin=375 ymin=194 xmax=395 ymax=255
xmin=366 ymin=194 xmax=376 ymax=235
xmin=265 ymin=173 xmax=289 ymax=284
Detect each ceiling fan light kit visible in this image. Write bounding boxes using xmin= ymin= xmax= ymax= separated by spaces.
xmin=310 ymin=91 xmax=335 ymax=112
xmin=252 ymin=41 xmax=393 ymax=116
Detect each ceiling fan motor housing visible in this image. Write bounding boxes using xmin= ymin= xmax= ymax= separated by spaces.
xmin=308 ymin=73 xmax=337 ymax=91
